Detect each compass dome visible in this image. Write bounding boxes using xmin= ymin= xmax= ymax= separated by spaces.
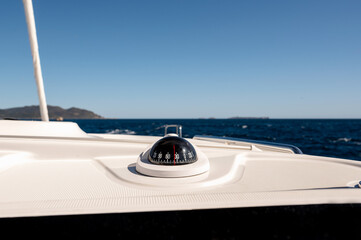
xmin=149 ymin=136 xmax=197 ymax=165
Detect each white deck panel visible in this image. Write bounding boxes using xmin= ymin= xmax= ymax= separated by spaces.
xmin=1 ymin=126 xmax=361 ymax=218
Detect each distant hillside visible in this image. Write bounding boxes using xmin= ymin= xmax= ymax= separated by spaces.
xmin=0 ymin=105 xmax=103 ymax=120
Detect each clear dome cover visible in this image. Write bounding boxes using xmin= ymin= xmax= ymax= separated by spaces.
xmin=149 ymin=136 xmax=197 ymax=165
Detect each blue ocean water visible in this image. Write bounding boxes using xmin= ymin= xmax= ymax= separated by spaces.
xmin=71 ymin=119 xmax=361 ymax=161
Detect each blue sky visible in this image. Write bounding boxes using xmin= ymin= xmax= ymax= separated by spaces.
xmin=0 ymin=0 xmax=360 ymax=118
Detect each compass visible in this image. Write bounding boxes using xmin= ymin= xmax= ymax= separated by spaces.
xmin=136 ymin=126 xmax=209 ymax=177
xmin=148 ymin=136 xmax=197 ymax=165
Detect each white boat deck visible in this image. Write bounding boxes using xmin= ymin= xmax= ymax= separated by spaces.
xmin=1 ymin=120 xmax=361 ymax=218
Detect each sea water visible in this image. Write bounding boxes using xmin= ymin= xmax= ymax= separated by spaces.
xmin=71 ymin=119 xmax=361 ymax=161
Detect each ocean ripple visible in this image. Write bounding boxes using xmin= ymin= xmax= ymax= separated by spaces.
xmin=106 ymin=129 xmax=136 ymax=135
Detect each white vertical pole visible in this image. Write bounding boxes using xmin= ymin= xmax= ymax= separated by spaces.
xmin=23 ymin=0 xmax=49 ymax=122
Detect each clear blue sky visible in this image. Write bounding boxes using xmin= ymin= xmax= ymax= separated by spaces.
xmin=0 ymin=0 xmax=360 ymax=118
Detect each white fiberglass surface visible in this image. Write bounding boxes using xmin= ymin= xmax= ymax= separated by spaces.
xmin=1 ymin=133 xmax=361 ymax=217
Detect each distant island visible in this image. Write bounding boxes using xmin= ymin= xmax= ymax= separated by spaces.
xmin=199 ymin=116 xmax=269 ymax=120
xmin=228 ymin=116 xmax=269 ymax=119
xmin=0 ymin=105 xmax=103 ymax=120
